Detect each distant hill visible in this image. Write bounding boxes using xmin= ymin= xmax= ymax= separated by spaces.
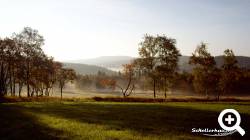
xmin=66 ymin=56 xmax=134 ymax=71
xmin=65 ymin=56 xmax=250 ymax=73
xmin=179 ymin=56 xmax=250 ymax=72
xmin=215 ymin=56 xmax=250 ymax=68
xmin=62 ymin=63 xmax=117 ymax=75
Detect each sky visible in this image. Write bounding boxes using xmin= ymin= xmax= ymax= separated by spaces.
xmin=0 ymin=0 xmax=250 ymax=61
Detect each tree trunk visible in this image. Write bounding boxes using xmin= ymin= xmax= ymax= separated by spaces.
xmin=13 ymin=80 xmax=16 ymax=96
xmin=164 ymin=91 xmax=167 ymax=99
xmin=30 ymin=88 xmax=34 ymax=97
xmin=217 ymin=92 xmax=220 ymax=101
xmin=10 ymin=72 xmax=13 ymax=96
xmin=205 ymin=90 xmax=208 ymax=99
xmin=19 ymin=83 xmax=23 ymax=97
xmin=123 ymin=74 xmax=132 ymax=98
xmin=153 ymin=78 xmax=156 ymax=98
xmin=164 ymin=77 xmax=167 ymax=99
xmin=27 ymin=61 xmax=30 ymax=97
xmin=27 ymin=84 xmax=30 ymax=97
xmin=45 ymin=88 xmax=49 ymax=96
xmin=60 ymin=86 xmax=63 ymax=100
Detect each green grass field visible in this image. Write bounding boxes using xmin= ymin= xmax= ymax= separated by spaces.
xmin=0 ymin=101 xmax=249 ymax=140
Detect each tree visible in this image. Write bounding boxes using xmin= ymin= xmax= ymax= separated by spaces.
xmin=16 ymin=56 xmax=26 ymax=97
xmin=189 ymin=42 xmax=219 ymax=97
xmin=116 ymin=63 xmax=135 ymax=97
xmin=13 ymin=27 xmax=45 ymax=97
xmin=0 ymin=38 xmax=9 ymax=96
xmin=137 ymin=34 xmax=181 ymax=98
xmin=155 ymin=36 xmax=181 ymax=98
xmin=57 ymin=68 xmax=76 ymax=99
xmin=137 ymin=34 xmax=160 ymax=98
xmin=0 ymin=38 xmax=20 ymax=96
xmin=219 ymin=49 xmax=239 ymax=99
xmin=0 ymin=27 xmax=77 ymax=98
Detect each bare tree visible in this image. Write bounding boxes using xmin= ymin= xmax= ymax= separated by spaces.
xmin=116 ymin=63 xmax=135 ymax=97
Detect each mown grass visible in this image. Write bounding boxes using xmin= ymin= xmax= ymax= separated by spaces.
xmin=0 ymin=101 xmax=250 ymax=140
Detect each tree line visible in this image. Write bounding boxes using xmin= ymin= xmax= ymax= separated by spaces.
xmin=110 ymin=34 xmax=250 ymax=99
xmin=0 ymin=27 xmax=76 ymax=98
xmin=75 ymin=34 xmax=250 ymax=100
xmin=1 ymin=28 xmax=249 ymax=100
xmin=189 ymin=43 xmax=250 ymax=100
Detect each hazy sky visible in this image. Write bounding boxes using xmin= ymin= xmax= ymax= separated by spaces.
xmin=1 ymin=0 xmax=250 ymax=60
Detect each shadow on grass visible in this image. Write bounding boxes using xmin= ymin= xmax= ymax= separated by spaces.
xmin=0 ymin=104 xmax=68 ymax=140
xmin=9 ymin=102 xmax=250 ymax=139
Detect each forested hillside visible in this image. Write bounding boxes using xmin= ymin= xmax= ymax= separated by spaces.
xmin=63 ymin=63 xmax=117 ymax=75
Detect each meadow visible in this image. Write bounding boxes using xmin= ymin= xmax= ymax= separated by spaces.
xmin=1 ymin=100 xmax=249 ymax=140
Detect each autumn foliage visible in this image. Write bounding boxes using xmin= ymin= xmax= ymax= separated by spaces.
xmin=0 ymin=27 xmax=76 ymax=97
